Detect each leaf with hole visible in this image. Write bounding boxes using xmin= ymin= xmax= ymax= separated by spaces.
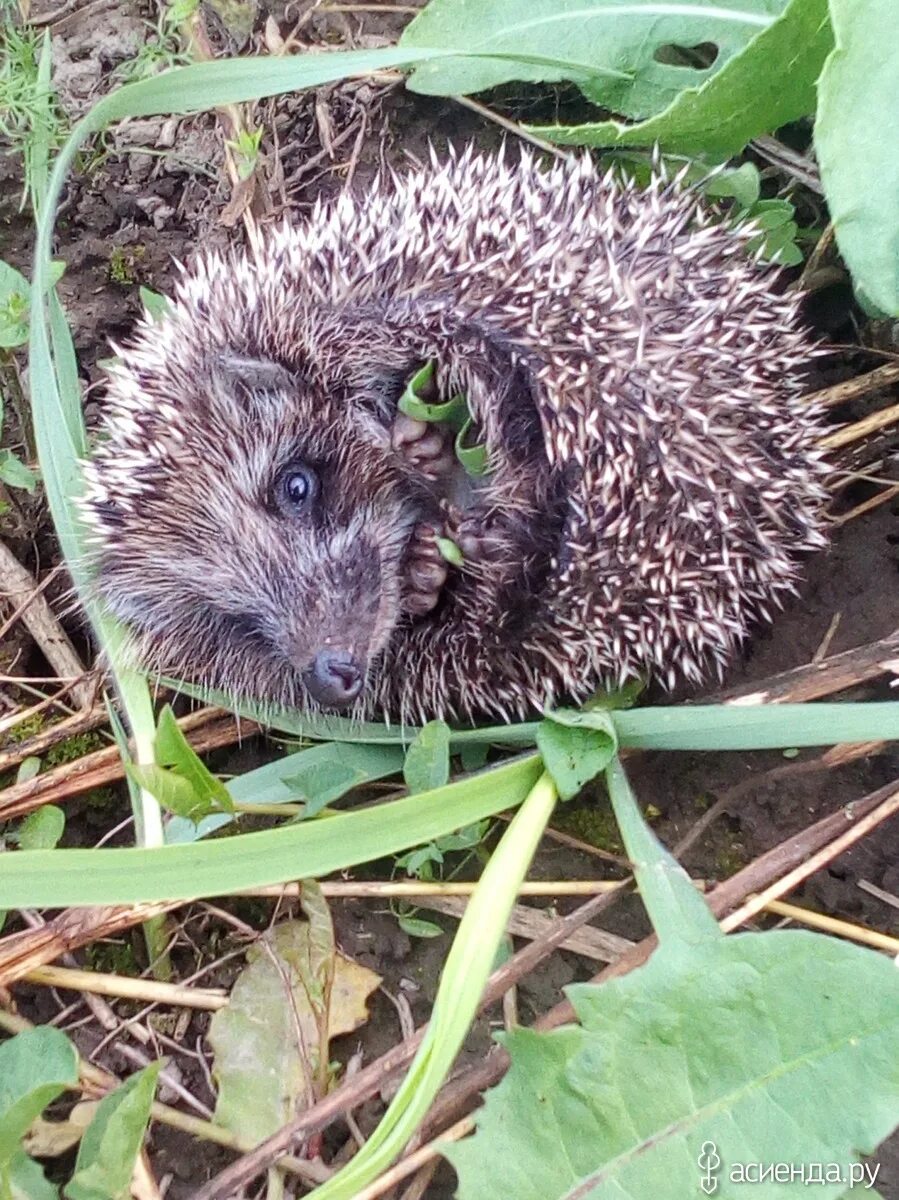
xmin=527 ymin=0 xmax=832 ymax=158
xmin=403 ymin=0 xmax=811 ymax=132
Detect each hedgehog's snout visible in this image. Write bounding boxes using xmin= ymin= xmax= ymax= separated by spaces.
xmin=303 ymin=649 xmax=364 ymax=708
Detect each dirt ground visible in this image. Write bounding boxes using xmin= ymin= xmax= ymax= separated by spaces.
xmin=2 ymin=1 xmax=898 ymax=1197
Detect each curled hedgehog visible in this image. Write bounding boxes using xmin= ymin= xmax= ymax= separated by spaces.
xmin=81 ymin=148 xmax=830 ymax=724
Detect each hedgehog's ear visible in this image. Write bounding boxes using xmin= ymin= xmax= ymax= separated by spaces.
xmin=211 ymin=353 xmax=298 ymax=401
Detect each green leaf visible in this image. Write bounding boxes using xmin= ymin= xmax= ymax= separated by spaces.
xmin=528 ymin=0 xmax=832 ymax=159
xmin=137 ymin=286 xmax=170 ymax=321
xmin=15 ymin=757 xmax=42 ymax=785
xmin=397 ymin=915 xmax=444 ymax=939
xmin=125 ymin=763 xmax=207 ymax=821
xmin=613 ymin=701 xmax=899 ymax=750
xmin=448 ymin=931 xmax=899 ymax=1199
xmin=403 ymin=0 xmax=796 ymax=122
xmin=702 ymin=162 xmax=761 ymax=208
xmin=7 ymin=1151 xmax=59 ymax=1200
xmin=536 ymin=708 xmax=618 ymax=801
xmin=0 ymin=1027 xmax=78 ymax=1170
xmin=815 ymin=0 xmax=899 ymax=315
xmin=0 ymin=261 xmax=32 ymax=349
xmin=130 ymin=705 xmax=233 ymax=823
xmin=209 ymin=917 xmax=378 ymax=1143
xmin=282 ymin=744 xmax=402 ymax=818
xmin=166 ymin=741 xmax=405 ymax=842
xmin=18 ymin=805 xmax=65 ymax=851
xmin=436 ymin=536 xmax=464 ymax=567
xmin=605 ymin=757 xmax=719 ymax=945
xmin=64 ymin=1061 xmax=161 ymax=1200
xmin=308 ymin=771 xmax=559 ymax=1200
xmin=0 ymin=450 xmax=38 ymax=492
xmin=403 ymin=720 xmax=451 ymax=794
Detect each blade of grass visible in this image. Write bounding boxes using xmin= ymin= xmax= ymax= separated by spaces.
xmin=0 ymin=754 xmax=542 ymax=908
xmin=164 ymin=686 xmax=899 ymax=751
xmin=305 ymin=770 xmax=559 ymax=1200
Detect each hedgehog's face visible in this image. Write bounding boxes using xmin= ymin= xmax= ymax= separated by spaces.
xmin=83 ymin=354 xmax=429 ymax=712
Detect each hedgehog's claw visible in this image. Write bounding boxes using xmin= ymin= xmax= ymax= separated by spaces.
xmin=391 ymin=413 xmax=455 ymax=481
xmin=403 ymin=522 xmax=448 ymax=616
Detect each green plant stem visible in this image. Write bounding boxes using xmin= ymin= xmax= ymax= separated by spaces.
xmin=306 ymin=769 xmax=559 ymax=1200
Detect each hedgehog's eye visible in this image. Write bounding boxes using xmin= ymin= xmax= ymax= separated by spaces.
xmin=278 ymin=463 xmax=319 ymax=514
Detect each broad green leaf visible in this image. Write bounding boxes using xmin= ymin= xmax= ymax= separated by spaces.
xmin=528 ymin=0 xmax=832 ymax=158
xmin=282 ymin=743 xmax=402 ymax=818
xmin=702 ymin=162 xmax=761 ymax=208
xmin=605 ymin=757 xmax=719 ymax=946
xmin=209 ymin=919 xmax=379 ymax=1143
xmin=403 ymin=720 xmax=451 ymax=794
xmin=448 ymin=931 xmax=899 ymax=1199
xmin=537 ymin=709 xmax=617 ymax=801
xmin=64 ymin=1061 xmax=161 ymax=1200
xmin=166 ymin=741 xmax=405 ymax=842
xmin=815 ymin=0 xmax=899 ymax=315
xmin=0 ymin=1027 xmax=78 ymax=1169
xmin=403 ymin=0 xmax=792 ymax=121
xmin=18 ymin=805 xmax=64 ymax=851
xmin=0 ymin=755 xmax=543 ymax=907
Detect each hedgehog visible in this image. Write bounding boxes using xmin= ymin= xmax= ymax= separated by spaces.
xmin=81 ymin=147 xmax=830 ymax=726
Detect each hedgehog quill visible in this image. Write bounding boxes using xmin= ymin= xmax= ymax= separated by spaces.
xmin=82 ymin=149 xmax=830 ymax=725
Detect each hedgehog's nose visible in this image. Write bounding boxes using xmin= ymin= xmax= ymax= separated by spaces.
xmin=304 ymin=649 xmax=364 ymax=709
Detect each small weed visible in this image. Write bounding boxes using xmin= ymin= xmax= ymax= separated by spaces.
xmin=227 ymin=126 xmax=264 ymax=181
xmin=116 ymin=0 xmax=198 ymax=81
xmin=0 ymin=22 xmax=67 ymax=210
xmin=108 ymin=245 xmax=147 ymax=286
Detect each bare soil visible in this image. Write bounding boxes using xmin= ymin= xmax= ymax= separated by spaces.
xmin=1 ymin=1 xmax=898 ymax=1197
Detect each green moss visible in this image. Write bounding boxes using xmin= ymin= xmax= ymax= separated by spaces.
xmin=713 ymin=840 xmax=748 ymax=880
xmin=5 ymin=712 xmax=46 ymax=744
xmin=85 ymin=938 xmax=140 ymax=977
xmin=108 ymin=244 xmax=147 ymax=285
xmin=45 ymin=730 xmax=105 ymax=767
xmin=552 ymin=802 xmax=623 ymax=855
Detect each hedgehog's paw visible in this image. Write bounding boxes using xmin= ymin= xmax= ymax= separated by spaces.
xmin=391 ymin=414 xmax=455 ymax=481
xmin=403 ymin=522 xmax=448 ymax=617
xmin=446 ymin=512 xmax=501 ymax=564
